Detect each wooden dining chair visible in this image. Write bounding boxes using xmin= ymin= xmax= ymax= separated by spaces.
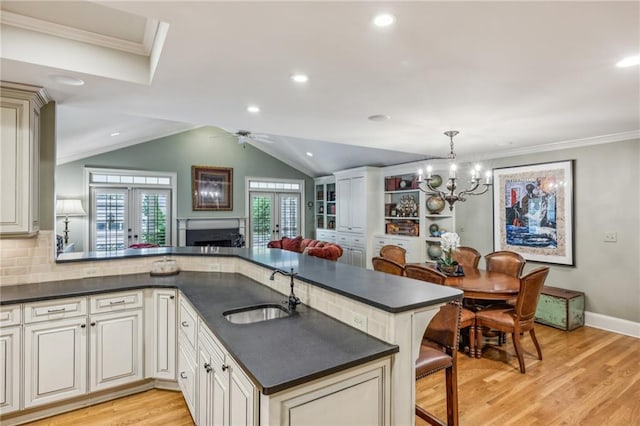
xmin=452 ymin=246 xmax=481 ymax=269
xmin=484 ymin=250 xmax=526 ymax=278
xmin=379 ymin=245 xmax=407 ymax=265
xmin=372 ymin=256 xmax=405 ymax=276
xmin=405 ymin=264 xmax=476 ymax=357
xmin=416 ymin=300 xmax=462 ymax=426
xmin=475 ymin=267 xmax=550 ymax=373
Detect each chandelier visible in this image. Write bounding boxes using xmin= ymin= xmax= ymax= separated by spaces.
xmin=417 ymin=130 xmax=492 ymax=210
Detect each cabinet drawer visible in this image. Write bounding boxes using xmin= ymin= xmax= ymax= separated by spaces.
xmin=350 ymin=235 xmax=366 ymax=248
xmin=24 ymin=297 xmax=87 ymax=324
xmin=179 ymin=295 xmax=198 ymax=352
xmin=0 ymin=305 xmax=21 ymax=327
xmin=90 ymin=291 xmax=143 ymax=314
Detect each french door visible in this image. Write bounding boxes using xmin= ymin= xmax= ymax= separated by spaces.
xmin=91 ymin=188 xmax=171 ymax=252
xmin=249 ymin=192 xmax=300 ymax=248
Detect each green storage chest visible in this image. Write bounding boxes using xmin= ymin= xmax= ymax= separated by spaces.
xmin=535 ymin=286 xmax=585 ymax=331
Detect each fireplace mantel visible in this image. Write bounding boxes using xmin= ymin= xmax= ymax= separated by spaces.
xmin=177 ymin=217 xmax=246 ymax=246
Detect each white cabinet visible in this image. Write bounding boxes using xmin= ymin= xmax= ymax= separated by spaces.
xmin=0 ymin=82 xmax=48 ymax=237
xmin=197 ymin=325 xmax=228 ymax=426
xmin=260 ymin=358 xmax=390 ymax=426
xmin=373 ymin=235 xmax=423 ymax=263
xmin=336 ymin=175 xmax=366 ymax=233
xmin=197 ymin=321 xmax=256 ymax=426
xmin=337 ymin=234 xmax=366 ymax=268
xmin=24 ymin=316 xmax=88 ymax=408
xmin=178 ymin=295 xmax=199 ymax=421
xmin=0 ymin=326 xmax=21 ymax=414
xmin=334 ymin=167 xmax=382 ymax=269
xmin=145 ymin=289 xmax=177 ymax=380
xmin=89 ymin=309 xmax=143 ymax=392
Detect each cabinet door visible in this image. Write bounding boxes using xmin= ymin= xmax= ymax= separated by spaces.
xmin=349 ymin=176 xmax=366 ymax=233
xmin=350 ymin=247 xmax=366 ymax=268
xmin=178 ymin=345 xmax=197 ymax=420
xmin=24 ymin=317 xmax=88 ymax=408
xmin=336 ymin=178 xmax=351 ymax=232
xmin=147 ymin=290 xmax=176 ymax=380
xmin=198 ymin=328 xmax=229 ymax=426
xmin=89 ymin=310 xmax=143 ymax=392
xmin=0 ymin=326 xmax=21 ymax=414
xmin=228 ymin=357 xmax=256 ymax=426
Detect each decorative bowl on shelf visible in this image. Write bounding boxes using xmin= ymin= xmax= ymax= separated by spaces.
xmin=426 ymin=195 xmax=445 ymax=214
xmin=429 ymin=223 xmax=439 ymax=236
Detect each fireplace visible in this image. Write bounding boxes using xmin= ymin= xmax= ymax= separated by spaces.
xmin=186 ymin=228 xmax=244 ymax=248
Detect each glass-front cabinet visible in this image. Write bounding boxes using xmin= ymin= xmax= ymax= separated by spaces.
xmin=314 ymin=176 xmax=336 ymax=239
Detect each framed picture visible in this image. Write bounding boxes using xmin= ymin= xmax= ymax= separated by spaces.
xmin=493 ymin=160 xmax=574 ymax=265
xmin=192 ymin=166 xmax=233 ymax=211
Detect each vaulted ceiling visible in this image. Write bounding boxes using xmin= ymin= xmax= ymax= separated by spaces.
xmin=1 ymin=1 xmax=638 ymax=176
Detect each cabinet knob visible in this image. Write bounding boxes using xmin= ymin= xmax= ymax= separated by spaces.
xmin=80 ymin=324 xmax=86 ymax=328
xmin=221 ymin=364 xmax=229 ymax=372
xmin=181 ymin=321 xmax=189 ymax=327
xmin=90 ymin=322 xmax=96 ymax=326
xmin=204 ymin=362 xmax=212 ymax=373
xmin=180 ymin=372 xmax=187 ymax=379
xmin=170 ymin=295 xmax=175 ymax=299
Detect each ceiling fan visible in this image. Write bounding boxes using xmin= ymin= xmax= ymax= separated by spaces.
xmin=228 ymin=129 xmax=275 ymax=146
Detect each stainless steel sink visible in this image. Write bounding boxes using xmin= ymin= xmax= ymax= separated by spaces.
xmin=223 ymin=304 xmax=290 ymax=324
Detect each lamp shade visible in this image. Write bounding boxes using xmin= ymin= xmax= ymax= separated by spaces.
xmin=56 ymin=199 xmax=86 ymax=216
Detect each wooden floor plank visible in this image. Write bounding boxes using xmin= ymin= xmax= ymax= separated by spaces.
xmin=416 ymin=324 xmax=640 ymax=425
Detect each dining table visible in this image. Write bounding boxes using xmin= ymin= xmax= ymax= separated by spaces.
xmin=412 ymin=263 xmax=522 ymax=358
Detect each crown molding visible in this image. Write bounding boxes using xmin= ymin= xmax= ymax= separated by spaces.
xmin=1 ymin=11 xmax=154 ymax=56
xmin=456 ymin=130 xmax=640 ymax=162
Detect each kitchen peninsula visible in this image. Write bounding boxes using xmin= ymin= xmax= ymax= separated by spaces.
xmin=1 ymin=248 xmax=462 ymax=425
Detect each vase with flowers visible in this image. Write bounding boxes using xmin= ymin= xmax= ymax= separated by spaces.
xmin=438 ymin=232 xmax=460 ymax=275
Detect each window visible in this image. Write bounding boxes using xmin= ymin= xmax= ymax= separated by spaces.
xmin=86 ymin=168 xmax=175 ymax=252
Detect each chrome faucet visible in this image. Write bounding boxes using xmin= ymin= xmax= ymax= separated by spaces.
xmin=269 ymin=268 xmax=301 ymax=312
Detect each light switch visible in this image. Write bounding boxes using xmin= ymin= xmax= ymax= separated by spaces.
xmin=604 ymin=232 xmax=617 ymax=243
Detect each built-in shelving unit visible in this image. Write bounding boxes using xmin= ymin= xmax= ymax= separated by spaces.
xmin=383 ymin=173 xmax=420 ymax=237
xmin=314 ymin=176 xmax=337 ymax=239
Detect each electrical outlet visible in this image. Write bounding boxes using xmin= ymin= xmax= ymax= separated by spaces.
xmin=208 ymin=263 xmax=221 ymax=272
xmin=604 ymin=232 xmax=617 ymax=243
xmin=352 ymin=312 xmax=367 ymax=332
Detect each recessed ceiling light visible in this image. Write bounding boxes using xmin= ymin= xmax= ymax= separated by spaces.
xmin=373 ymin=13 xmax=395 ymax=27
xmin=616 ymin=55 xmax=640 ymax=68
xmin=291 ymin=74 xmax=309 ymax=83
xmin=368 ymin=114 xmax=391 ymax=122
xmin=110 ymin=132 xmax=121 ymax=137
xmin=306 ymin=152 xmax=313 ymax=157
xmin=51 ymin=75 xmax=85 ymax=86
xmin=247 ymin=105 xmax=260 ymax=113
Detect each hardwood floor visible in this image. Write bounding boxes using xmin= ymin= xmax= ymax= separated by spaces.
xmin=416 ymin=324 xmax=640 ymax=425
xmin=26 ymin=325 xmax=638 ymax=426
xmin=27 ymin=389 xmax=194 ymax=426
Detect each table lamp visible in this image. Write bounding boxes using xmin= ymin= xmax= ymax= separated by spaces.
xmin=56 ymin=199 xmax=86 ymax=244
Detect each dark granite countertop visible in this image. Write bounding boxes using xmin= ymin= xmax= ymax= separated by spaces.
xmin=0 ymin=271 xmax=399 ymax=395
xmin=56 ymin=247 xmax=462 ymax=313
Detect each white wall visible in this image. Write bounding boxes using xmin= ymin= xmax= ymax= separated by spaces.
xmin=455 ymin=139 xmax=640 ymax=323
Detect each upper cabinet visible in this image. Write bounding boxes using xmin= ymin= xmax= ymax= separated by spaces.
xmin=335 ymin=167 xmax=380 ymax=235
xmin=0 ymin=82 xmax=49 ymax=237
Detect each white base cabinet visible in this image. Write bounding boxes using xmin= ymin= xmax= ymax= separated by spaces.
xmin=145 ymin=289 xmax=176 ymax=380
xmin=0 ymin=326 xmax=21 ymax=414
xmin=178 ymin=293 xmax=257 ymax=426
xmin=260 ymin=358 xmax=390 ymax=426
xmin=89 ymin=309 xmax=143 ymax=392
xmin=24 ymin=316 xmax=88 ymax=408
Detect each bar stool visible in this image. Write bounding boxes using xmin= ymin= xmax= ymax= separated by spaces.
xmin=415 ymin=300 xmax=461 ymax=426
